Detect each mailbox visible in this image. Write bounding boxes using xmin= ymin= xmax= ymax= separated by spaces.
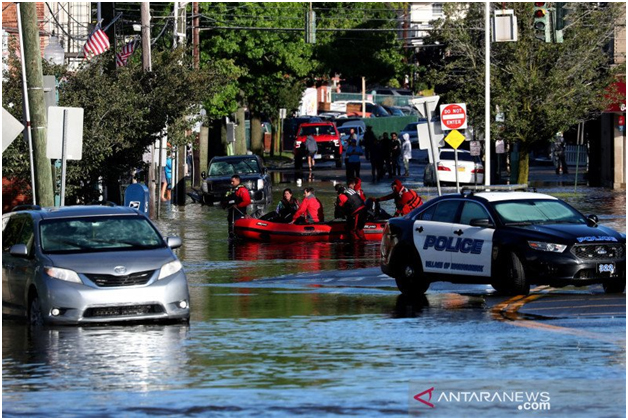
xmin=124 ymin=183 xmax=149 ymax=215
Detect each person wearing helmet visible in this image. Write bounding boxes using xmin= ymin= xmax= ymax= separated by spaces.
xmin=335 ymin=184 xmax=367 ymax=242
xmin=370 ymin=179 xmax=423 ymax=217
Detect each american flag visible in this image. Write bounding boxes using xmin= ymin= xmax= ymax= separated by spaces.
xmin=116 ymin=41 xmax=136 ymax=67
xmin=83 ymin=29 xmax=110 ymax=59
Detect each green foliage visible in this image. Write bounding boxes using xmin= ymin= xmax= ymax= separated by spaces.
xmin=422 ymin=2 xmax=624 ymax=183
xmin=2 ymin=45 xmax=235 ymax=201
xmin=199 ymin=2 xmax=314 ymax=118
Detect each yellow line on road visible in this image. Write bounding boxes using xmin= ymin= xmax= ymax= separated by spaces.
xmin=491 ymin=287 xmax=625 ymax=345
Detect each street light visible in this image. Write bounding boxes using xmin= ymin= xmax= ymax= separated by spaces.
xmin=43 ymin=36 xmax=65 ymax=65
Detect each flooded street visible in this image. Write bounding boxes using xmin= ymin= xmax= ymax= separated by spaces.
xmin=3 ymin=179 xmax=626 ymax=417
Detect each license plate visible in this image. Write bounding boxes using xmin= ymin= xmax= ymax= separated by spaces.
xmin=457 ymin=167 xmax=466 ymax=172
xmin=597 ymin=263 xmax=616 ymax=275
xmin=314 ymin=154 xmax=322 ymax=159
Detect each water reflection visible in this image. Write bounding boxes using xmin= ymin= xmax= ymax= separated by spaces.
xmin=2 ymin=322 xmax=190 ymax=394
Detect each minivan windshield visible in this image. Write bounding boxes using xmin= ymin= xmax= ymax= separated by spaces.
xmin=40 ymin=216 xmax=164 ymax=254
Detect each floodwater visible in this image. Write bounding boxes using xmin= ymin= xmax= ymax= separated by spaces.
xmin=2 ymin=182 xmax=626 ymax=417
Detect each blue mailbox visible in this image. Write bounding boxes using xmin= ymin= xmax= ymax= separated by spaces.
xmin=124 ymin=183 xmax=149 ymax=215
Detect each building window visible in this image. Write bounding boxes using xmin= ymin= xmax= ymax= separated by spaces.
xmin=432 ymin=3 xmax=444 ymax=17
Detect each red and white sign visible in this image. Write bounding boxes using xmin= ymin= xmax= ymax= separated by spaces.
xmin=440 ymin=103 xmax=467 ymax=130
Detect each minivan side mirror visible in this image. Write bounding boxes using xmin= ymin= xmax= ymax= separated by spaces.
xmin=9 ymin=244 xmax=29 ymax=257
xmin=166 ymin=236 xmax=182 ymax=249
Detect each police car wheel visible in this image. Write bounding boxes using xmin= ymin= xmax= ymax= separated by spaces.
xmin=505 ymin=252 xmax=529 ymax=295
xmin=394 ymin=251 xmax=430 ymax=295
xmin=602 ymin=280 xmax=625 ymax=294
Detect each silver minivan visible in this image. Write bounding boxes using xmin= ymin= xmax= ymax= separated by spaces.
xmin=2 ymin=205 xmax=190 ymax=325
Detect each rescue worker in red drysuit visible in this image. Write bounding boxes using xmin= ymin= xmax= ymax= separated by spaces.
xmin=224 ymin=174 xmax=252 ymax=235
xmin=371 ymin=179 xmax=423 ymax=217
xmin=290 ymin=187 xmax=324 ymax=224
xmin=348 ymin=177 xmax=366 ymax=202
xmin=335 ymin=184 xmax=367 ymax=242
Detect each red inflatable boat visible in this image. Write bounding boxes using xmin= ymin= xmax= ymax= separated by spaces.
xmin=233 ymin=217 xmax=388 ymax=243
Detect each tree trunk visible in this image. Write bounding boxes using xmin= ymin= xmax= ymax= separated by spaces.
xmin=250 ymin=113 xmax=263 ymax=156
xmin=517 ymin=147 xmax=530 ymax=185
xmin=235 ymin=107 xmax=247 ymax=155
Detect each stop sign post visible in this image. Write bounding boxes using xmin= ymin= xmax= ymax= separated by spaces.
xmin=440 ymin=103 xmax=468 ymax=131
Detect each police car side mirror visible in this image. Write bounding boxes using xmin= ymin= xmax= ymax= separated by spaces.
xmin=469 ymin=218 xmax=494 ymax=228
xmin=586 ymin=214 xmax=599 ymax=227
xmin=201 ymin=171 xmax=206 ymax=179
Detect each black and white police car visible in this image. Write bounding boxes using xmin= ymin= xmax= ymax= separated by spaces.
xmin=381 ymin=191 xmax=626 ymax=295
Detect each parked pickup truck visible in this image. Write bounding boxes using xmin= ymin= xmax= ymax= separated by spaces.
xmin=294 ymin=122 xmax=343 ymax=169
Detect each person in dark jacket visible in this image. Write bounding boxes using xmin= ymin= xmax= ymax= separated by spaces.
xmin=335 ymin=184 xmax=367 ymax=242
xmin=224 ymin=174 xmax=252 ymax=235
xmin=362 ymin=126 xmax=376 ymax=161
xmin=371 ymin=179 xmax=423 ymax=217
xmin=275 ymin=188 xmax=300 ymax=221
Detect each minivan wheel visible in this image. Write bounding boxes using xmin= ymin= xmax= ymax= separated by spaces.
xmin=394 ymin=251 xmax=430 ymax=295
xmin=28 ymin=295 xmax=45 ymax=326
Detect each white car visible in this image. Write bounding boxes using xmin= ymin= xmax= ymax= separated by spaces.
xmin=424 ymin=149 xmax=484 ymax=186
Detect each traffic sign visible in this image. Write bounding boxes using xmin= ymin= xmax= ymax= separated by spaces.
xmin=440 ymin=103 xmax=467 ymax=130
xmin=444 ymin=129 xmax=465 ymax=150
xmin=2 ymin=107 xmax=24 ymax=152
xmin=47 ymin=106 xmax=84 ymax=160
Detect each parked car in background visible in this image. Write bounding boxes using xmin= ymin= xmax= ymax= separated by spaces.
xmin=337 ymin=120 xmax=366 ymax=147
xmin=201 ymin=155 xmax=272 ymax=206
xmin=399 ymin=122 xmax=421 ymax=145
xmin=2 ymin=205 xmax=190 ymax=325
xmin=382 ymin=105 xmax=406 ymax=117
xmin=294 ymin=121 xmax=342 ymax=169
xmin=424 ymin=149 xmax=484 ymax=186
xmin=398 ymin=106 xmax=420 ymax=116
xmin=381 ymin=191 xmax=626 ymax=295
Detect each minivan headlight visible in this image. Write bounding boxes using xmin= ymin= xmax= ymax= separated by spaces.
xmin=528 ymin=241 xmax=567 ymax=253
xmin=45 ymin=267 xmax=82 ymax=283
xmin=257 ymin=179 xmax=264 ymax=190
xmin=158 ymin=260 xmax=183 ymax=280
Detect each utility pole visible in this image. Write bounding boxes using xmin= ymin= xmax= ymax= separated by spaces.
xmin=484 ymin=1 xmax=491 ymax=186
xmin=193 ymin=2 xmax=199 ymax=69
xmin=141 ymin=2 xmax=156 ymax=217
xmin=19 ymin=3 xmax=54 ymax=206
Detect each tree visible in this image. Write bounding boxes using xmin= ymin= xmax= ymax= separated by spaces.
xmin=2 ymin=46 xmax=235 ymax=203
xmin=422 ymin=2 xmax=624 ymax=184
xmin=313 ymin=2 xmax=407 ymax=89
xmin=199 ymin=3 xmax=315 ymax=155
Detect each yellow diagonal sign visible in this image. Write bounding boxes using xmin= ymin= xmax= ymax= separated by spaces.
xmin=444 ymin=129 xmax=466 ymax=150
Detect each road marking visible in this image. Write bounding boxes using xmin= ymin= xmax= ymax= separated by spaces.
xmin=491 ymin=287 xmax=625 ymax=345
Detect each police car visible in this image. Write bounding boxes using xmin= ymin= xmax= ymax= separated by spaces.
xmin=380 ymin=191 xmax=626 ymax=295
